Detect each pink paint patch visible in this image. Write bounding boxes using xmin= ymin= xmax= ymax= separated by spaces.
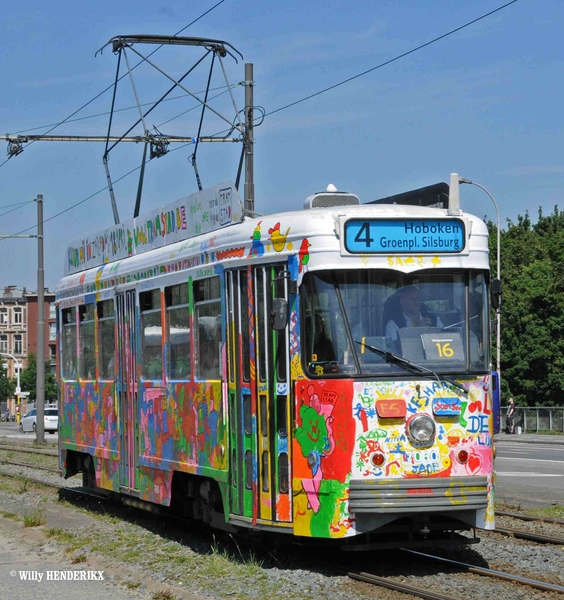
xmin=302 ymin=469 xmax=322 ymax=513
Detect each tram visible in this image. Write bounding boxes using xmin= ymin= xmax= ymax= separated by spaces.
xmin=56 ymin=176 xmax=496 ymax=549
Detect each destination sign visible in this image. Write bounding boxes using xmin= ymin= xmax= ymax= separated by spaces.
xmin=344 ymin=219 xmax=465 ymax=254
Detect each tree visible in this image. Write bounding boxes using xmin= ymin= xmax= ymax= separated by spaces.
xmin=0 ymin=358 xmax=15 ymax=403
xmin=19 ymin=353 xmax=58 ymax=403
xmin=493 ymin=207 xmax=564 ymax=407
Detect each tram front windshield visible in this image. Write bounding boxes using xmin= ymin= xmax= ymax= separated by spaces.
xmin=301 ymin=270 xmax=489 ymax=377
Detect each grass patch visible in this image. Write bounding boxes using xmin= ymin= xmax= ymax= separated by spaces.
xmin=528 ymin=505 xmax=564 ymax=519
xmin=124 ymin=581 xmax=141 ymax=589
xmin=0 ymin=479 xmax=18 ymax=492
xmin=151 ymin=592 xmax=177 ymax=600
xmin=1 ymin=511 xmax=19 ymax=520
xmin=23 ymin=507 xmax=46 ymax=527
xmin=45 ymin=528 xmax=64 ymax=538
xmin=44 ymin=528 xmax=93 ymax=553
xmin=496 ymin=501 xmax=564 ymax=520
xmin=71 ymin=553 xmax=87 ymax=564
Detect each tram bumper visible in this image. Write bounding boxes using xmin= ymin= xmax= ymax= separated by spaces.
xmin=345 ymin=475 xmax=488 ymax=546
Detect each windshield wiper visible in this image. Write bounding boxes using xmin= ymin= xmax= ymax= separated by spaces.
xmin=442 ymin=314 xmax=479 ymax=330
xmin=354 ymin=340 xmax=467 ymax=393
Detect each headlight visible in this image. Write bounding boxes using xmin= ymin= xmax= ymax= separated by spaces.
xmin=407 ymin=414 xmax=436 ymax=444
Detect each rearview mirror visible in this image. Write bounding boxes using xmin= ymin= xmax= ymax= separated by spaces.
xmin=491 ymin=278 xmax=502 ymax=310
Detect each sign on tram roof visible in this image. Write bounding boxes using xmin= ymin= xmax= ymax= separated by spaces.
xmin=64 ymin=182 xmax=243 ymax=276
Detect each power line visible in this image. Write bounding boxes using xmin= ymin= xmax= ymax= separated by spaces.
xmin=0 ymin=200 xmax=33 ymax=210
xmin=0 ymin=1 xmax=229 ymax=231
xmin=266 ymin=0 xmax=519 ymax=117
xmin=0 ymin=141 xmax=194 ymax=241
xmin=0 ymin=0 xmax=518 ymax=237
xmin=11 ymin=84 xmax=236 ymax=135
xmin=0 ymin=200 xmax=34 ymax=219
xmin=1 ymin=0 xmax=228 ymax=162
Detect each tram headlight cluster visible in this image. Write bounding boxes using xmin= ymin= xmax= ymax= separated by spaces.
xmin=407 ymin=414 xmax=436 ymax=445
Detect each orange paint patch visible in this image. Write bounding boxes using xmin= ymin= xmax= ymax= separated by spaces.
xmin=276 ymin=493 xmax=291 ymax=522
xmin=376 ymin=399 xmax=407 ymax=418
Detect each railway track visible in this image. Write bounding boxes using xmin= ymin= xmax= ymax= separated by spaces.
xmin=1 ymin=454 xmax=564 ymax=599
xmin=496 ymin=509 xmax=564 ymax=527
xmin=0 ymin=458 xmax=58 ymax=473
xmin=0 ymin=443 xmax=58 ymax=456
xmin=405 ymin=549 xmax=564 ymax=595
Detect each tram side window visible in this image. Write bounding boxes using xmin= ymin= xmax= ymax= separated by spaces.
xmin=62 ymin=307 xmax=77 ymax=380
xmin=140 ymin=290 xmax=162 ymax=380
xmin=98 ymin=300 xmax=115 ymax=380
xmin=194 ymin=277 xmax=221 ymax=380
xmin=79 ymin=304 xmax=96 ymax=380
xmin=165 ymin=283 xmax=190 ymax=379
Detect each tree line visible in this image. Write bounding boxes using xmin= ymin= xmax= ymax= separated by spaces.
xmin=489 ymin=206 xmax=564 ymax=407
xmin=0 ymin=353 xmax=57 ymax=408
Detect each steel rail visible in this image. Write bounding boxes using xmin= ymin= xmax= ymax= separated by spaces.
xmin=0 ymin=458 xmax=58 ymax=473
xmin=0 ymin=444 xmax=58 ymax=456
xmin=0 ymin=469 xmax=62 ymax=489
xmin=406 ymin=549 xmax=564 ymax=595
xmin=346 ymin=570 xmax=459 ymax=600
xmin=496 ymin=509 xmax=564 ymax=527
xmin=493 ymin=526 xmax=564 ymax=545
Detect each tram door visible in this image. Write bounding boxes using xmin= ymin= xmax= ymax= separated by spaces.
xmin=226 ymin=265 xmax=292 ymax=524
xmin=116 ymin=290 xmax=140 ymax=492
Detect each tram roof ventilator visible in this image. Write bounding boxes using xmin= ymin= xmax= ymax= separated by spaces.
xmin=304 ymin=184 xmax=360 ymax=209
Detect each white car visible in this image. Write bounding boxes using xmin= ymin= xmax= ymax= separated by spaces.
xmin=19 ymin=406 xmax=59 ymax=434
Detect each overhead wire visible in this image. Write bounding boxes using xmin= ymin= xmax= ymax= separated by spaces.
xmin=0 ymin=0 xmax=229 ymax=239
xmin=0 ymin=200 xmax=35 ymax=219
xmin=266 ymin=0 xmax=519 ymax=117
xmin=0 ymin=140 xmax=195 ymax=240
xmin=11 ymin=84 xmax=237 ymax=135
xmin=0 ymin=200 xmax=33 ymax=210
xmin=0 ymin=0 xmax=228 ymax=166
xmin=0 ymin=0 xmax=519 ymax=240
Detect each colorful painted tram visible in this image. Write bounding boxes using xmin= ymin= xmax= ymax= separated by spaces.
xmin=56 ymin=178 xmax=496 ymax=548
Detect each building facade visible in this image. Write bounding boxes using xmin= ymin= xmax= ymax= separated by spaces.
xmin=0 ymin=286 xmax=27 ymax=375
xmin=26 ymin=290 xmax=57 ymax=375
xmin=0 ymin=286 xmax=57 ymax=415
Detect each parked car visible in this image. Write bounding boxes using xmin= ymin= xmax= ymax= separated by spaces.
xmin=19 ymin=406 xmax=59 ymax=434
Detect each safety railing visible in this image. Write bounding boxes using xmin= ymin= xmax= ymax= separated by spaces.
xmin=502 ymin=406 xmax=564 ymax=433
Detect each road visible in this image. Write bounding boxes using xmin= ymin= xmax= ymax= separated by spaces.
xmin=494 ymin=434 xmax=564 ymax=507
xmin=0 ymin=421 xmax=58 ymax=442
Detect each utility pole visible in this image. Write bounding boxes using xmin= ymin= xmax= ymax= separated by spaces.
xmin=244 ymin=63 xmax=254 ymax=213
xmin=36 ymin=195 xmax=45 ymax=443
xmin=0 ymin=206 xmax=37 ymax=424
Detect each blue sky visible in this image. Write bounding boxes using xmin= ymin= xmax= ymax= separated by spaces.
xmin=0 ymin=0 xmax=562 ymax=290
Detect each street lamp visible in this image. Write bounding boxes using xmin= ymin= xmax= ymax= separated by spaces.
xmin=458 ymin=177 xmax=501 ymax=381
xmin=0 ymin=351 xmax=21 ymax=421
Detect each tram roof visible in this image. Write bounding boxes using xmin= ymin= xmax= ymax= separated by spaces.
xmin=56 ymin=186 xmax=490 ymax=302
